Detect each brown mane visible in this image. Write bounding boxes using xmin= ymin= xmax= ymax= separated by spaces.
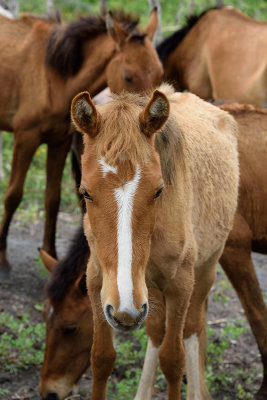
xmin=94 ymin=86 xmax=183 ymax=185
xmin=46 ymin=10 xmax=143 ymax=78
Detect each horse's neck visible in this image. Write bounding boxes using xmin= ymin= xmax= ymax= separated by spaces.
xmin=65 ymin=35 xmax=116 ymax=98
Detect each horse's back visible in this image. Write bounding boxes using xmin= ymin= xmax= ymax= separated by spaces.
xmin=168 ymin=91 xmax=239 ymax=260
xmin=176 ymin=7 xmax=267 ymax=105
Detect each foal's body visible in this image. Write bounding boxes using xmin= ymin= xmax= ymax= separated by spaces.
xmin=71 ymin=85 xmax=239 ymax=399
xmin=0 ymin=10 xmax=162 ymax=272
xmin=158 ymin=7 xmax=267 ymax=107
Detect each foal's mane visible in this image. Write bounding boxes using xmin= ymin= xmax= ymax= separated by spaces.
xmin=157 ymin=7 xmax=220 ymax=62
xmin=46 ymin=226 xmax=90 ymax=304
xmin=46 ymin=9 xmax=142 ymax=77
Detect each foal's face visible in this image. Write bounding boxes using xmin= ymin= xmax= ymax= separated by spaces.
xmin=82 ymin=153 xmax=163 ymax=331
xmin=71 ymin=89 xmax=170 ymax=331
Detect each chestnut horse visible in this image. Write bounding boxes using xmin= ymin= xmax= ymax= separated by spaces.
xmin=157 ymin=6 xmax=267 ymax=106
xmin=0 ymin=8 xmax=163 ymax=273
xmin=40 ymin=102 xmax=267 ymax=399
xmin=70 ymin=84 xmax=239 ymax=399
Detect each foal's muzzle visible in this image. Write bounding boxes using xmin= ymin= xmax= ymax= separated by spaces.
xmin=105 ymin=302 xmax=148 ymax=331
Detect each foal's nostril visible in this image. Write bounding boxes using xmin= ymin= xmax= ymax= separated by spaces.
xmin=43 ymin=393 xmax=59 ymax=400
xmin=141 ymin=302 xmax=149 ymax=318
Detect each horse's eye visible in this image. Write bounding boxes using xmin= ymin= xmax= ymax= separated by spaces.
xmin=80 ymin=185 xmax=93 ymax=202
xmin=62 ymin=326 xmax=77 ymax=335
xmin=154 ymin=186 xmax=164 ymax=200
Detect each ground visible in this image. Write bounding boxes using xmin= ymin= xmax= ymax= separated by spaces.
xmin=0 ymin=211 xmax=266 ymax=400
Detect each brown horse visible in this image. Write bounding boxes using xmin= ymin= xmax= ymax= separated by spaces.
xmin=157 ymin=6 xmax=267 ymax=107
xmin=40 ymin=102 xmax=267 ymax=399
xmin=70 ymin=84 xmax=239 ymax=399
xmin=0 ymin=8 xmax=163 ymax=273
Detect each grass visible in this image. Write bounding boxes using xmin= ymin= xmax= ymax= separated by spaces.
xmin=0 ymin=312 xmax=45 ymax=374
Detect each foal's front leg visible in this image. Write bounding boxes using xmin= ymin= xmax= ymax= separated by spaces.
xmin=88 ymin=278 xmax=116 ymax=400
xmin=159 ymin=265 xmax=194 ymax=400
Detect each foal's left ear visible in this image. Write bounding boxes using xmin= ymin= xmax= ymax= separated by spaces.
xmin=140 ymin=90 xmax=170 ymax=138
xmin=71 ymin=91 xmax=100 ymax=138
xmin=144 ymin=7 xmax=159 ymax=41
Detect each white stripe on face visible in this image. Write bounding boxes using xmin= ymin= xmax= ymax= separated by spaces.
xmin=99 ymin=156 xmax=118 ymax=177
xmin=114 ymin=167 xmax=141 ymax=316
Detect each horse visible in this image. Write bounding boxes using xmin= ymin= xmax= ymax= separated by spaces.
xmin=0 ymin=7 xmax=163 ymax=274
xmin=157 ymin=6 xmax=267 ymax=107
xmin=70 ymin=83 xmax=239 ymax=399
xmin=40 ymin=102 xmax=267 ymax=399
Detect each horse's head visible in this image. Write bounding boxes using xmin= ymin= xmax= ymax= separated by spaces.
xmin=71 ymin=89 xmax=169 ymax=331
xmin=105 ymin=8 xmax=163 ymax=93
xmin=39 ymin=250 xmax=93 ymax=400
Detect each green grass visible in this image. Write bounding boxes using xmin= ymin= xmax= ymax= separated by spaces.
xmin=0 ymin=312 xmax=45 ymax=373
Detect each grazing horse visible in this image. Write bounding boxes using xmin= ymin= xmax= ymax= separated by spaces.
xmin=157 ymin=6 xmax=267 ymax=107
xmin=71 ymin=84 xmax=239 ymax=399
xmin=0 ymin=8 xmax=163 ymax=273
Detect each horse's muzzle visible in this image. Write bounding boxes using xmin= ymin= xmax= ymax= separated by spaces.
xmin=105 ymin=302 xmax=148 ymax=331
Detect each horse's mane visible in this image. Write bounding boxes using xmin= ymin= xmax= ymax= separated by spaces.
xmin=46 ymin=9 xmax=142 ymax=78
xmin=46 ymin=226 xmax=90 ymax=303
xmin=94 ymin=84 xmax=183 ymax=185
xmin=157 ymin=7 xmax=220 ymax=62
xmin=219 ymin=103 xmax=267 ymax=116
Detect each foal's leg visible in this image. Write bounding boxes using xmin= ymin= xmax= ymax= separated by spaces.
xmin=0 ymin=131 xmax=40 ymax=271
xmin=134 ymin=288 xmax=165 ymax=400
xmin=88 ymin=275 xmax=116 ymax=400
xmin=159 ymin=264 xmax=195 ymax=400
xmin=220 ymin=216 xmax=267 ymax=400
xmin=43 ymin=137 xmax=72 ymax=258
xmin=183 ymin=258 xmax=217 ymax=400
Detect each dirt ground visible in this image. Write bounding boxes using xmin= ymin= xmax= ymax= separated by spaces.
xmin=0 ymin=212 xmax=266 ymax=400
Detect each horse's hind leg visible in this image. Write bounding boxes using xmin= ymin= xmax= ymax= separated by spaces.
xmin=43 ymin=137 xmax=72 ymax=258
xmin=0 ymin=131 xmax=40 ymax=272
xmin=220 ymin=216 xmax=267 ymax=400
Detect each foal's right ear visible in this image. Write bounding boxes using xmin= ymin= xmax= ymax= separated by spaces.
xmin=140 ymin=90 xmax=170 ymax=138
xmin=71 ymin=91 xmax=101 ymax=138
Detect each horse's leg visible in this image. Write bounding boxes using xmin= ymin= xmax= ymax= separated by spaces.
xmin=43 ymin=137 xmax=72 ymax=258
xmin=0 ymin=131 xmax=40 ymax=272
xmin=220 ymin=216 xmax=267 ymax=400
xmin=158 ymin=264 xmax=195 ymax=400
xmin=134 ymin=288 xmax=166 ymax=400
xmin=88 ymin=277 xmax=116 ymax=400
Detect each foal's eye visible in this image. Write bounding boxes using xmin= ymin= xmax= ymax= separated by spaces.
xmin=154 ymin=186 xmax=164 ymax=200
xmin=80 ymin=185 xmax=93 ymax=202
xmin=62 ymin=326 xmax=77 ymax=335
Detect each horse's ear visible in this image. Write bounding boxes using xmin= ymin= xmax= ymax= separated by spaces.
xmin=144 ymin=7 xmax=159 ymax=41
xmin=71 ymin=91 xmax=100 ymax=138
xmin=139 ymin=90 xmax=169 ymax=138
xmin=106 ymin=11 xmax=128 ymax=46
xmin=39 ymin=248 xmax=57 ymax=273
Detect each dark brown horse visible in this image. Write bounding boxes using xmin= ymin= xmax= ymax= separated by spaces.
xmin=40 ymin=102 xmax=267 ymax=400
xmin=157 ymin=6 xmax=267 ymax=107
xmin=0 ymin=8 xmax=163 ymax=273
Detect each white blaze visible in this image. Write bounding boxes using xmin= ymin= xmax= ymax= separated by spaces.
xmin=99 ymin=156 xmax=118 ymax=177
xmin=114 ymin=167 xmax=141 ymax=316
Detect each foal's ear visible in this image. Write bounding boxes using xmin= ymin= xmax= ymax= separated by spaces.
xmin=140 ymin=90 xmax=169 ymax=138
xmin=71 ymin=91 xmax=100 ymax=138
xmin=77 ymin=274 xmax=87 ymax=296
xmin=39 ymin=248 xmax=57 ymax=273
xmin=106 ymin=11 xmax=128 ymax=47
xmin=144 ymin=7 xmax=159 ymax=41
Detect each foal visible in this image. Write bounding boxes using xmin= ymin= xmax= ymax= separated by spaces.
xmin=71 ymin=84 xmax=239 ymax=399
